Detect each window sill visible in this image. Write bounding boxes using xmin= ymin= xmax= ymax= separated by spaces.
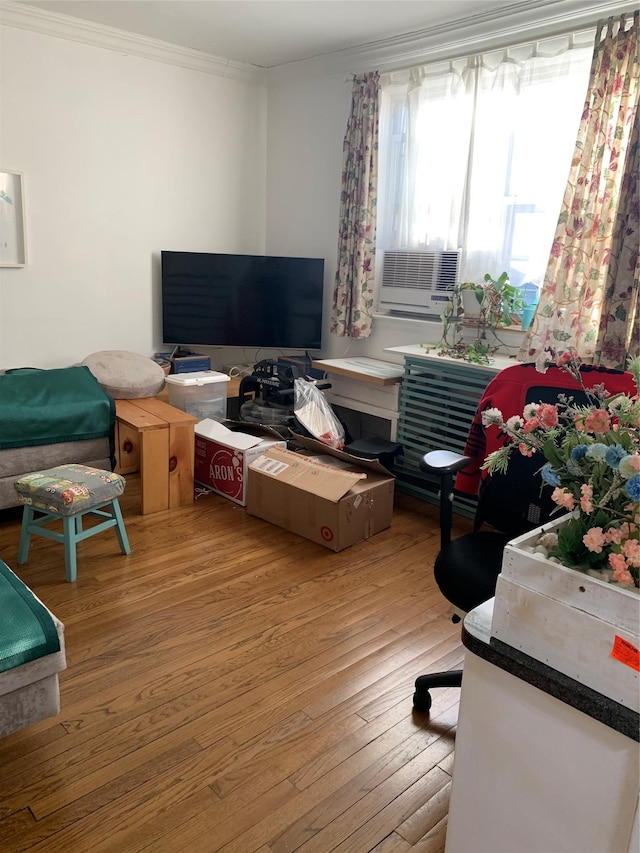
xmin=373 ymin=311 xmax=527 ymax=356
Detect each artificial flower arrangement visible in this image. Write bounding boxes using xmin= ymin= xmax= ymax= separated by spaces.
xmin=481 ymin=350 xmax=640 ymax=589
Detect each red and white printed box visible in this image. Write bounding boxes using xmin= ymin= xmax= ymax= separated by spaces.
xmin=194 ymin=419 xmax=286 ymax=506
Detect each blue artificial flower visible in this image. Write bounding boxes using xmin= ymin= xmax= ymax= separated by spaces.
xmin=570 ymin=445 xmax=589 ymax=461
xmin=540 ymin=463 xmax=561 ymax=487
xmin=625 ymin=474 xmax=640 ymax=502
xmin=604 ymin=444 xmax=627 ymax=469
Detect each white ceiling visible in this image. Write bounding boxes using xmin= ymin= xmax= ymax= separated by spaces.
xmin=13 ymin=1 xmax=514 ymax=68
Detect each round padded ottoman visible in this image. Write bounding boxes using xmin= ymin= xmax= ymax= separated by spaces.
xmin=82 ymin=350 xmax=165 ymax=399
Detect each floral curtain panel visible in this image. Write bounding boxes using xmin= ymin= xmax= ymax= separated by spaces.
xmin=331 ymin=72 xmax=380 ymax=339
xmin=595 ymin=109 xmax=639 ymax=366
xmin=520 ymin=14 xmax=640 ymax=369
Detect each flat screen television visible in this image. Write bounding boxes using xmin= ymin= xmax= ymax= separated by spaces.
xmin=161 ymin=251 xmax=325 ymax=350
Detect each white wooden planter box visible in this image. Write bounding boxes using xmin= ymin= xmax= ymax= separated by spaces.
xmin=491 ymin=515 xmax=640 ymax=712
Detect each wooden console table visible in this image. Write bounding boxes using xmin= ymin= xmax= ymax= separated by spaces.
xmin=115 ymin=398 xmax=198 ymax=515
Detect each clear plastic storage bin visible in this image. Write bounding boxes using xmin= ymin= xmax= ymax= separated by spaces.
xmin=165 ymin=371 xmax=230 ymax=421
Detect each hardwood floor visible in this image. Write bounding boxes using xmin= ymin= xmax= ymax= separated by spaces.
xmin=0 ymin=476 xmax=471 ymax=852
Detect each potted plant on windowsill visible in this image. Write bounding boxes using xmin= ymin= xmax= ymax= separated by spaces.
xmin=433 ymin=272 xmax=525 ymax=365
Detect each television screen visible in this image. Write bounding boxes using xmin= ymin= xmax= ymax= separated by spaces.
xmin=161 ymin=251 xmax=325 ymax=350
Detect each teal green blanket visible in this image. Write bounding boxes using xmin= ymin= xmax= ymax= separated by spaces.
xmin=0 ymin=561 xmax=60 ymax=673
xmin=0 ymin=366 xmax=115 ymax=451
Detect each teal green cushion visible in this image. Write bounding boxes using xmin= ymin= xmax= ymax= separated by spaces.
xmin=0 ymin=560 xmax=60 ymax=673
xmin=15 ymin=464 xmax=125 ymax=516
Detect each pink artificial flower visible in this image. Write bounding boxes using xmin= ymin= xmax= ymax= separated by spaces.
xmin=580 ymin=483 xmax=594 ymax=514
xmin=552 ymin=487 xmax=575 ymax=510
xmin=619 ymin=454 xmax=640 ymax=478
xmin=583 ymin=527 xmax=606 ymax=553
xmin=622 ymin=537 xmax=640 ymax=568
xmin=523 ymin=417 xmax=541 ymax=434
xmin=605 ymin=527 xmax=623 ymax=545
xmin=619 ymin=522 xmax=637 ymax=539
xmin=609 ymin=553 xmax=634 ymax=586
xmin=518 ymin=443 xmax=535 ymax=458
xmin=573 ymin=414 xmax=586 ymax=433
xmin=537 ymin=403 xmax=559 ymax=429
xmin=584 ymin=408 xmax=611 ymax=434
xmin=556 ymin=351 xmax=574 ymax=367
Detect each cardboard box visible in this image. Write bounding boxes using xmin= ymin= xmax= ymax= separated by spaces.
xmin=246 ymin=437 xmax=395 ymax=551
xmin=194 ymin=419 xmax=286 ymax=506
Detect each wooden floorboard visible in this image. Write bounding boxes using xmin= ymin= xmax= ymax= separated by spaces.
xmin=0 ymin=475 xmax=472 ymax=852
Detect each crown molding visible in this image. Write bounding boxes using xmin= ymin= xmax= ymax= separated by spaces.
xmin=0 ymin=2 xmax=267 ymax=86
xmin=2 ymin=0 xmax=636 ymax=86
xmin=267 ymin=0 xmax=639 ymax=82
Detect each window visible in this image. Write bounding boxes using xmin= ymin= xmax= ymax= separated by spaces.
xmin=376 ymin=32 xmax=595 ymax=302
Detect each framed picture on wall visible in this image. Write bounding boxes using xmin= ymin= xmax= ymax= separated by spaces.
xmin=0 ymin=170 xmax=27 ymax=267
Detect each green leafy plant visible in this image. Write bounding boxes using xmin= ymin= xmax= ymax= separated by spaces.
xmin=433 ymin=271 xmax=525 ymax=365
xmin=472 ymin=272 xmax=526 ymax=327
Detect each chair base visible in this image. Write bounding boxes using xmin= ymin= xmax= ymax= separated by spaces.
xmin=17 ymin=498 xmax=130 ymax=582
xmin=413 ymin=670 xmax=463 ymax=712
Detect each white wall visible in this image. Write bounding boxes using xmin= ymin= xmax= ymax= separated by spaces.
xmin=0 ymin=25 xmax=267 ymax=369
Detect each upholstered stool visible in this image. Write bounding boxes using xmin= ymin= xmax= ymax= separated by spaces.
xmin=14 ymin=464 xmax=130 ymax=582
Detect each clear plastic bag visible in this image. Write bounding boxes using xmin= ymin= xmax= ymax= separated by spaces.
xmin=293 ymin=378 xmax=345 ymax=449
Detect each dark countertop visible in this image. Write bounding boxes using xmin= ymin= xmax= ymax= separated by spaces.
xmin=463 ymin=599 xmax=640 ymax=742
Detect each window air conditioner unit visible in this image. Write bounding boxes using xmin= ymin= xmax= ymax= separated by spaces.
xmin=378 ymin=249 xmax=461 ymax=318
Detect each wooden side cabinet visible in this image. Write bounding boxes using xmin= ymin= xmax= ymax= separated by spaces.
xmin=115 ymin=398 xmax=198 ymax=515
xmin=115 ymin=419 xmax=141 ymax=475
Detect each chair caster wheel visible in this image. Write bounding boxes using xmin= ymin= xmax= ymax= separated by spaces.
xmin=413 ymin=689 xmax=432 ymax=713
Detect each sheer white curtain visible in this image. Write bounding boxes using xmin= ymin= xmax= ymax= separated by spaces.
xmin=378 ymin=33 xmax=594 ymax=289
xmin=377 ymin=59 xmax=473 ymax=253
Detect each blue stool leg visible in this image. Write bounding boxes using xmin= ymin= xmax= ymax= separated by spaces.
xmin=111 ymin=498 xmax=131 ymax=555
xmin=63 ymin=515 xmax=78 ymax=583
xmin=17 ymin=505 xmax=34 ymax=564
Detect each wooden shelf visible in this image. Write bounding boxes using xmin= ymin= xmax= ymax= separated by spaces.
xmin=312 ymin=357 xmax=403 ymax=386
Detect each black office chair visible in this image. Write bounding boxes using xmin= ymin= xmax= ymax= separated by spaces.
xmin=412 ymin=448 xmax=557 ymax=710
xmin=412 ymin=362 xmax=634 ymax=712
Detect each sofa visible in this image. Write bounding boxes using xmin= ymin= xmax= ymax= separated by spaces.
xmin=0 ymin=561 xmax=67 ymax=737
xmin=0 ymin=366 xmax=115 ymax=510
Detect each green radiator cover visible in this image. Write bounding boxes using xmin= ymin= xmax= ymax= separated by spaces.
xmin=395 ymin=357 xmax=498 ymax=518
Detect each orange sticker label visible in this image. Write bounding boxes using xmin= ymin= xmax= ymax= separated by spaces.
xmin=610 ymin=635 xmax=640 ymax=672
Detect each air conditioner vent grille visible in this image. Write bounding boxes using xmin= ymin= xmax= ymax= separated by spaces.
xmin=382 ymin=250 xmax=459 ymax=292
xmin=378 ymin=249 xmax=461 ymax=318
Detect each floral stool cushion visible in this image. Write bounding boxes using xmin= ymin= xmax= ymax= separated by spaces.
xmin=14 ymin=464 xmax=125 ymax=517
